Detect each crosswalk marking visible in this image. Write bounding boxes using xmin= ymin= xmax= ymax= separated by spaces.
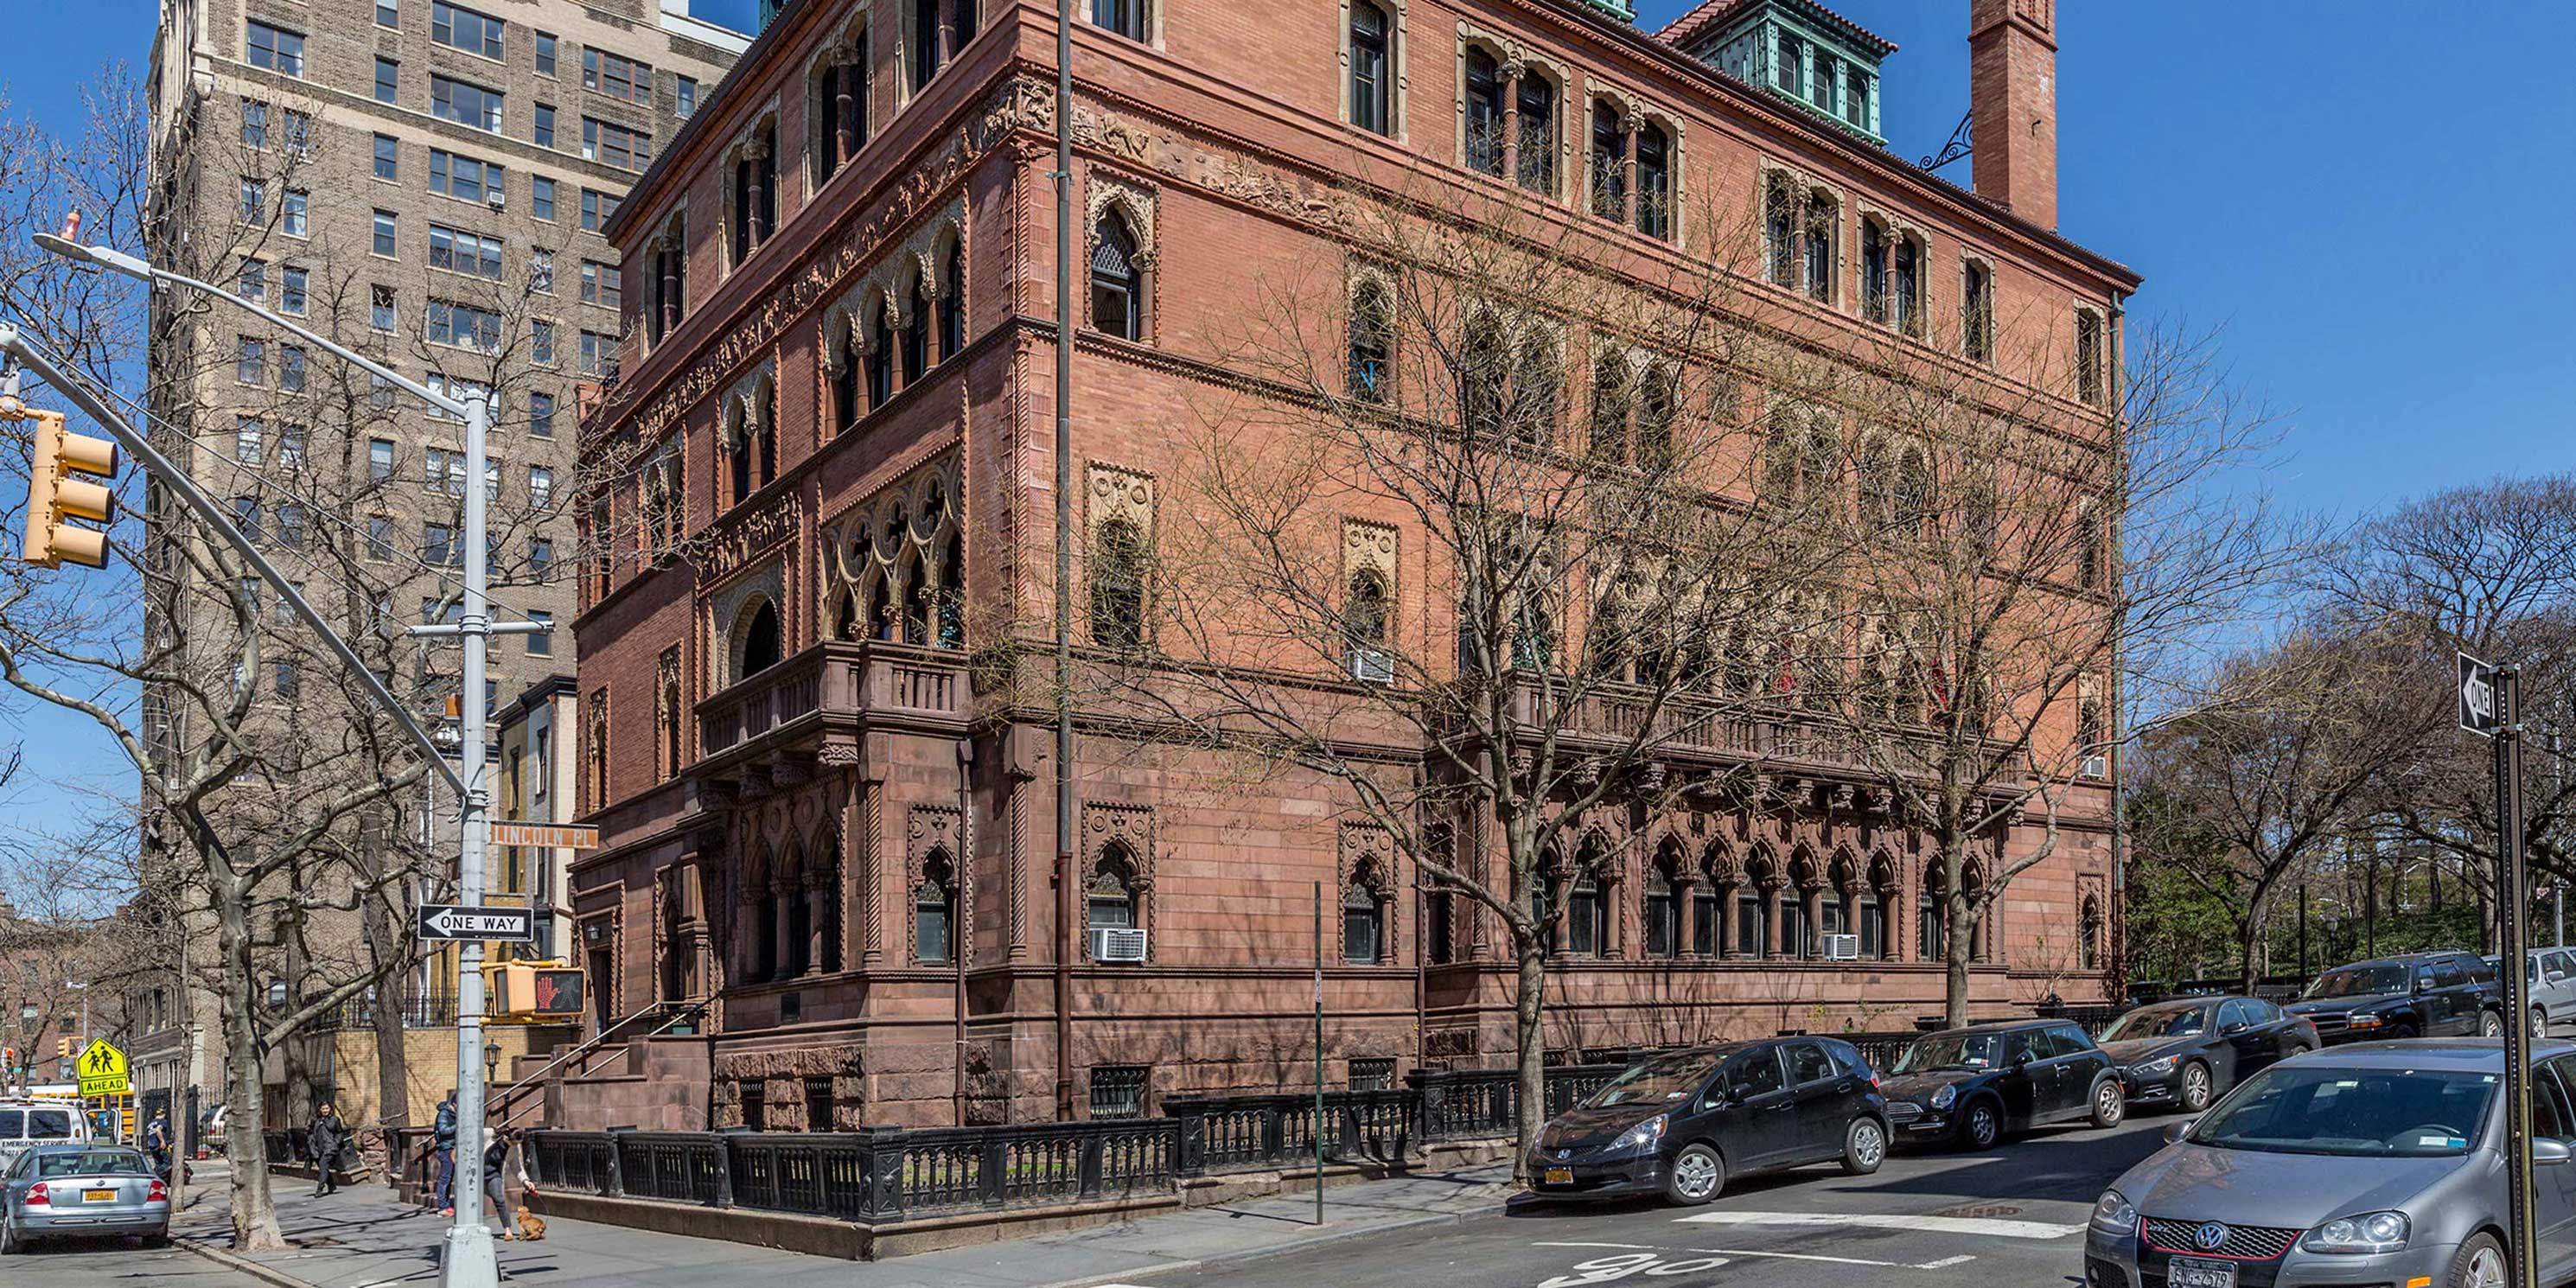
xmin=1534 ymin=1240 xmax=1980 ymax=1272
xmin=1675 ymin=1211 xmax=2088 ymax=1240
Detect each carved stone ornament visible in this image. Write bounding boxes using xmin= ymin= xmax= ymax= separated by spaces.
xmin=707 ymin=558 xmax=788 ymax=690
xmin=1082 ymin=801 xmax=1156 ymax=890
xmin=1087 ymin=463 xmax=1155 ymax=539
xmin=1085 ymin=174 xmax=1158 ymax=269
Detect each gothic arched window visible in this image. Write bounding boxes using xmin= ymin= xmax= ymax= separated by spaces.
xmin=940 ymin=243 xmax=966 ymax=361
xmin=1087 ymin=845 xmax=1139 ymax=934
xmin=867 ymin=300 xmax=896 ymax=406
xmin=738 ymin=599 xmax=781 ymax=679
xmin=1091 ymin=211 xmax=1144 ymax=341
xmin=1463 ymin=48 xmax=1504 ymax=176
xmin=1803 ymin=194 xmax=1835 ymax=303
xmin=1589 ymin=100 xmax=1625 ymax=220
xmin=1642 ymin=850 xmax=1680 ymax=959
xmin=1342 ymin=869 xmax=1386 ymax=964
xmin=1089 ymin=517 xmax=1147 ymax=647
xmin=915 ymin=852 xmax=957 ymax=963
xmin=1566 ymin=866 xmax=1606 ymax=957
xmin=903 ymin=277 xmax=931 ymax=384
xmin=1348 ymin=277 xmax=1394 ymax=403
xmin=1349 ymin=2 xmax=1392 ymax=137
xmin=830 ymin=320 xmax=859 ymax=436
xmin=1636 ymin=121 xmax=1671 ymax=239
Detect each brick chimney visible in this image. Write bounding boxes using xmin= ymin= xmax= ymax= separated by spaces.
xmin=1969 ymin=0 xmax=2057 ymax=228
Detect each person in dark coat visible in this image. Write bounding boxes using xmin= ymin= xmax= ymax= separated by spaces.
xmin=143 ymin=1107 xmax=173 ymax=1179
xmin=306 ymin=1101 xmax=352 ymax=1196
xmin=432 ymin=1089 xmax=458 ymax=1215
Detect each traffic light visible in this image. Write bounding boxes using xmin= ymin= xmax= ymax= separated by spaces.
xmin=482 ymin=960 xmax=585 ymax=1019
xmin=18 ymin=409 xmax=116 ymax=568
xmin=56 ymin=1036 xmax=72 ymax=1059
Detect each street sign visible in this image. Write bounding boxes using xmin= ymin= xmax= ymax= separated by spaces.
xmin=2462 ymin=652 xmax=2501 ymax=737
xmin=75 ymin=1039 xmax=129 ymax=1097
xmin=488 ymin=822 xmax=599 ymax=850
xmin=416 ymin=904 xmax=536 ymax=942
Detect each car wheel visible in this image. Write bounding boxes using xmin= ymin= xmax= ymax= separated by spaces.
xmin=0 ymin=1211 xmax=16 ymax=1256
xmin=2480 ymin=1010 xmax=2506 ymax=1038
xmin=2089 ymin=1079 xmax=2127 ymax=1128
xmin=2532 ymin=1006 xmax=2548 ymax=1038
xmin=1960 ymin=1100 xmax=2002 ymax=1151
xmin=2178 ymin=1062 xmax=2214 ymax=1113
xmin=1662 ymin=1143 xmax=1726 ymax=1207
xmin=2389 ymin=1020 xmax=2420 ymax=1041
xmin=1841 ymin=1117 xmax=1886 ymax=1176
xmin=2449 ymin=1231 xmax=2506 ymax=1288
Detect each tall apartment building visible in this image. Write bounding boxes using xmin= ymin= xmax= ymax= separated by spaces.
xmin=129 ymin=0 xmax=747 ymax=1128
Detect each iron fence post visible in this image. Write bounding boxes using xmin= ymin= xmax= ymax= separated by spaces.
xmin=712 ymin=1133 xmax=735 ymax=1208
xmin=603 ymin=1131 xmax=625 ymax=1198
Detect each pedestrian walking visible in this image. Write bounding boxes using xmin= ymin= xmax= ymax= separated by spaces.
xmin=143 ymin=1106 xmax=173 ymax=1180
xmin=432 ymin=1089 xmax=458 ymax=1215
xmin=307 ymin=1101 xmax=353 ymax=1196
xmin=481 ymin=1127 xmax=539 ymax=1239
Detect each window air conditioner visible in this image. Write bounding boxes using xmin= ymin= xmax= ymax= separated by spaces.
xmin=487 ymin=188 xmax=507 ymax=210
xmin=1089 ymin=928 xmax=1148 ymax=963
xmin=2082 ymin=753 xmax=2109 ymax=780
xmin=1349 ymin=647 xmax=1394 ymax=685
xmin=1822 ymin=934 xmax=1861 ymax=961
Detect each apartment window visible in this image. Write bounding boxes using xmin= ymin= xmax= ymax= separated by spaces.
xmin=579 ymin=329 xmax=617 ymax=379
xmin=432 ymin=76 xmax=505 ymax=132
xmin=530 ymin=248 xmax=556 ymax=293
xmin=280 ymin=110 xmax=310 ymax=156
xmin=580 ymin=188 xmax=618 ymax=233
xmin=277 ymin=425 xmax=307 ymax=467
xmin=534 ymin=104 xmax=557 ymax=150
xmin=1518 ymin=73 xmax=1558 ymax=194
xmin=426 ymin=446 xmax=466 ymax=495
xmin=366 ymin=210 xmax=395 ymax=258
xmin=528 ymin=391 xmax=556 ymax=438
xmin=240 ymin=99 xmax=267 ymax=146
xmin=375 ymin=58 xmax=399 ymax=104
xmin=579 ymin=260 xmax=621 ymax=309
xmin=367 ymin=514 xmax=394 ymax=560
xmin=427 ymin=373 xmax=490 ymax=419
xmin=246 ymin=22 xmax=305 ymax=76
xmin=485 ymin=457 xmax=503 ymax=503
xmin=370 ymin=373 xmax=399 ymax=411
xmin=378 ymin=0 xmax=399 ymax=27
xmin=527 ymin=610 xmax=554 ymax=656
xmin=235 ymin=337 xmax=265 ymax=385
xmin=1349 ymin=2 xmax=1392 ymax=136
xmin=676 ymin=76 xmax=698 ymax=120
xmin=280 ymin=347 xmax=306 ymax=393
xmin=531 ymin=176 xmax=557 ymax=221
xmin=372 ymin=285 xmax=397 ymax=331
xmin=428 ymin=299 xmax=503 ymax=353
xmin=532 ymin=319 xmax=556 ymax=365
xmin=1463 ymin=49 xmax=1503 ymax=177
xmin=431 ymin=3 xmax=506 ymax=59
xmin=1636 ymin=123 xmax=1672 ymax=239
xmin=281 ymin=267 xmax=308 ymax=316
xmin=2076 ymin=309 xmax=2107 ymax=405
xmin=531 ymin=537 xmax=554 ymax=578
xmin=529 ymin=466 xmax=555 ymax=508
xmin=1089 ymin=0 xmax=1146 ymax=42
xmin=535 ymin=32 xmax=557 ymax=76
xmin=429 ymin=150 xmax=504 ymax=205
xmin=1589 ymin=101 xmax=1624 ymax=220
xmin=1962 ymin=261 xmax=1994 ymax=362
xmin=239 ymin=260 xmax=266 ymax=303
xmin=234 ymin=418 xmax=264 ymax=464
xmin=424 ymin=521 xmax=459 ymax=566
xmin=273 ymin=661 xmax=299 ymax=700
xmin=369 ymin=438 xmax=396 ymax=480
xmin=582 ymin=118 xmax=651 ymax=172
xmin=582 ymin=49 xmax=653 ymax=105
xmin=429 ymin=224 xmax=504 ymax=279
xmin=373 ymin=134 xmax=399 ymax=181
xmin=232 ymin=497 xmax=262 ymax=543
xmin=239 ymin=180 xmax=265 ymax=224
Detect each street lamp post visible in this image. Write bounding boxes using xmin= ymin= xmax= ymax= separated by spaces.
xmin=29 ymin=233 xmax=533 ymax=1288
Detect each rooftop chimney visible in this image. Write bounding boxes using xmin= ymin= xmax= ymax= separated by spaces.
xmin=1968 ymin=0 xmax=2057 ymax=229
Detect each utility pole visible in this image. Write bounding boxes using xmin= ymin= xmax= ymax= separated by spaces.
xmin=1050 ymin=0 xmax=1078 ymax=1123
xmin=2497 ymin=666 xmax=2538 ymax=1288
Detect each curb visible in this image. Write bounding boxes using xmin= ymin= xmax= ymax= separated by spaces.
xmin=175 ymin=1234 xmax=324 ymax=1288
xmin=1038 ymin=1188 xmax=1515 ymax=1288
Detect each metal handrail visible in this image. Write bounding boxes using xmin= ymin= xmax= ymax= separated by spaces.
xmin=490 ymin=998 xmax=711 ymax=1129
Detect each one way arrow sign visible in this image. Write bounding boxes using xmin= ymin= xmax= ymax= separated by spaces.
xmin=2460 ymin=652 xmax=2501 ymax=738
xmin=417 ymin=903 xmax=535 ymax=942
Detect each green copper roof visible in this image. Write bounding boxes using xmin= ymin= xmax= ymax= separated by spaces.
xmin=1579 ymin=0 xmax=1639 ymax=22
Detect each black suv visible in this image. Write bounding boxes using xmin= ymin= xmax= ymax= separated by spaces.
xmin=1527 ymin=1036 xmax=1890 ymax=1206
xmin=2285 ymin=950 xmax=2504 ymax=1044
xmin=1879 ymin=1018 xmax=2125 ymax=1150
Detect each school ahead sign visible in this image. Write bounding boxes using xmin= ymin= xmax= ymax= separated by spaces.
xmin=75 ymin=1038 xmax=129 ymax=1097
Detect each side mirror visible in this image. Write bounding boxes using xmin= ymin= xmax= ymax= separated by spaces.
xmin=2164 ymin=1119 xmax=2198 ymax=1145
xmin=2221 ymin=1022 xmax=2248 ymax=1036
xmin=2538 ymin=1138 xmax=2573 ymax=1167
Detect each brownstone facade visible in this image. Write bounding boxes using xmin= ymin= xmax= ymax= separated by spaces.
xmin=568 ymin=0 xmax=2134 ymax=1129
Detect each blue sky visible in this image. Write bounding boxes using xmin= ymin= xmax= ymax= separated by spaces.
xmin=1 ymin=0 xmax=2570 ymax=816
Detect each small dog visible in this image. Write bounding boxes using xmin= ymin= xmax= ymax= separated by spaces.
xmin=513 ymin=1205 xmax=546 ymax=1242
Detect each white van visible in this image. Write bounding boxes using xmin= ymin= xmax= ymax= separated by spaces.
xmin=0 ymin=1100 xmax=91 ymax=1172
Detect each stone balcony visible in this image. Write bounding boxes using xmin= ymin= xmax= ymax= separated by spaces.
xmin=1514 ymin=677 xmax=2032 ymax=793
xmin=694 ymin=641 xmax=972 ymax=778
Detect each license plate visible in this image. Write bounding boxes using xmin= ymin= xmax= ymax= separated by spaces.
xmin=2166 ymin=1257 xmax=2236 ymax=1288
xmin=82 ymin=1189 xmax=118 ymax=1202
xmin=1543 ymin=1168 xmax=1573 ymax=1185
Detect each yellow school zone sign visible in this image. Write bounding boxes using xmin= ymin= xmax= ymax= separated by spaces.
xmin=75 ymin=1038 xmax=129 ymax=1097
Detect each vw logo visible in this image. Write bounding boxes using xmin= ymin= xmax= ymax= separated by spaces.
xmin=1555 ymin=1149 xmax=1572 ymax=1160
xmin=2193 ymin=1222 xmax=2230 ymax=1252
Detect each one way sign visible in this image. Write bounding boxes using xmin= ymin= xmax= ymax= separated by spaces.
xmin=417 ymin=904 xmax=535 ymax=942
xmin=2460 ymin=652 xmax=2500 ymax=738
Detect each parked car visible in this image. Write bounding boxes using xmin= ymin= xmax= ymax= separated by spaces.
xmin=1525 ymin=1036 xmax=1889 ymax=1206
xmin=2099 ymin=995 xmax=2318 ymax=1114
xmin=0 ymin=1101 xmax=87 ymax=1176
xmin=1879 ymin=1018 xmax=2126 ymax=1150
xmin=196 ymin=1103 xmax=226 ymax=1157
xmin=2086 ymin=1039 xmax=2575 ymax=1288
xmin=2284 ymin=951 xmax=2503 ymax=1044
xmin=0 ymin=1144 xmax=169 ymax=1253
xmin=2482 ymin=947 xmax=2576 ymax=1036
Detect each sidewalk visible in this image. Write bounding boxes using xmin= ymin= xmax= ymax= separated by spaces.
xmin=174 ymin=1162 xmax=1515 ymax=1288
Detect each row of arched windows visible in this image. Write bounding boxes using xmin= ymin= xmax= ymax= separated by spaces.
xmin=1455 ymin=44 xmax=1675 ymax=242
xmin=1515 ymin=842 xmax=1992 ymax=966
xmin=1767 ymin=175 xmax=1993 ymax=360
xmin=826 ymin=242 xmax=968 ymax=439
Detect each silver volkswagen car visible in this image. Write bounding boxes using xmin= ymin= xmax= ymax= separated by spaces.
xmin=2086 ymin=1039 xmax=2572 ymax=1288
xmin=0 ymin=1144 xmax=170 ymax=1253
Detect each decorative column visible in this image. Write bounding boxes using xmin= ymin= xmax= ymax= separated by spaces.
xmin=1675 ymin=874 xmax=1700 ymax=956
xmin=1621 ymin=119 xmax=1640 ymax=226
xmin=804 ymin=874 xmax=828 ymax=976
xmin=832 ymin=49 xmax=858 ymax=167
xmin=658 ymin=244 xmax=679 ymax=336
xmin=1500 ymin=65 xmax=1523 ymax=183
xmin=744 ymin=139 xmax=772 ymax=249
xmin=1764 ymin=883 xmax=1784 ymax=960
xmin=774 ymin=883 xmax=796 ymax=979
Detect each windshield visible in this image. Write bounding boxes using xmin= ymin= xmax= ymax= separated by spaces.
xmin=2306 ymin=966 xmax=2409 ymax=998
xmin=1894 ymin=1032 xmax=2004 ymax=1074
xmin=2190 ymin=1065 xmax=2495 ymax=1157
xmin=35 ymin=1150 xmax=149 ymax=1177
xmin=1584 ymin=1050 xmax=1724 ymax=1108
xmin=2103 ymin=1004 xmax=2208 ymax=1042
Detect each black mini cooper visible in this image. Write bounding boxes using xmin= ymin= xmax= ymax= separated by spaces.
xmin=1879 ymin=1018 xmax=2126 ymax=1150
xmin=1527 ymin=1036 xmax=1890 ymax=1206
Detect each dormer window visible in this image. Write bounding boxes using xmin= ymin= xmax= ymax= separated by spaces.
xmin=1677 ymin=3 xmax=1891 ymax=145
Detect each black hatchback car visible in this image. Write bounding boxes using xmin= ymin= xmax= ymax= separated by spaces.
xmin=1879 ymin=1018 xmax=2125 ymax=1150
xmin=2097 ymin=994 xmax=2318 ymax=1113
xmin=1527 ymin=1036 xmax=1890 ymax=1206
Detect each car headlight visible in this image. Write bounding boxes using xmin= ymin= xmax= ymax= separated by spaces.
xmin=2301 ymin=1210 xmax=2409 ymax=1255
xmin=2132 ymin=1056 xmax=2179 ymax=1077
xmin=1929 ymin=1084 xmax=1957 ymax=1110
xmin=2089 ymin=1189 xmax=2139 ymax=1236
xmin=1610 ymin=1113 xmax=1669 ymax=1154
xmin=2346 ymin=1013 xmax=2384 ymax=1029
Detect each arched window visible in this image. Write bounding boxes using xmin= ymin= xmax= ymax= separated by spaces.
xmin=784 ymin=858 xmax=813 ymax=977
xmin=937 ymin=527 xmax=966 ymax=647
xmin=652 ymin=218 xmax=686 ymax=344
xmin=1090 ymin=517 xmax=1147 ymax=647
xmin=814 ymin=48 xmax=870 ymax=187
xmin=1090 ymin=0 xmax=1146 ymax=41
xmin=1463 ymin=48 xmax=1504 ymax=176
xmin=1860 ymin=220 xmax=1888 ymax=324
xmin=2076 ymin=309 xmax=2106 ymax=405
xmin=1091 ymin=211 xmax=1143 ymax=341
xmin=1590 ymin=351 xmax=1630 ymax=464
xmin=1566 ymin=869 xmax=1605 ymax=957
xmin=1737 ymin=858 xmax=1773 ymax=958
xmin=1863 ymin=858 xmax=1897 ymax=960
xmin=1087 ymin=845 xmax=1139 ymax=934
xmin=2079 ymin=895 xmax=2101 ymax=971
xmin=1589 ymin=100 xmax=1625 ymax=220
xmin=753 ymin=850 xmax=781 ymax=979
xmin=1635 ymin=361 xmax=1677 ymax=471
xmin=1349 ymin=2 xmax=1392 ymax=137
xmin=660 ymin=662 xmax=683 ymax=776
xmin=911 ymin=0 xmax=944 ymax=91
xmin=1458 ymin=312 xmax=1507 ymax=437
xmin=1516 ymin=73 xmax=1557 ymax=194
xmin=1346 ymin=569 xmax=1388 ymax=651
xmin=940 ymin=243 xmax=966 ymax=360
xmin=1342 ymin=869 xmax=1386 ymax=964
xmin=1348 ymin=277 xmax=1393 ymax=402
xmin=1764 ymin=176 xmax=1796 ymax=286
xmin=866 ymin=571 xmax=896 ymax=642
xmin=834 ymin=590 xmax=860 ymax=641
xmin=1643 ymin=848 xmax=1680 ymax=959
xmin=756 ymin=379 xmax=777 ymax=487
xmin=728 ymin=409 xmax=753 ymax=507
xmin=864 ymin=301 xmax=896 ymax=406
xmin=915 ymin=851 xmax=957 ymax=963
xmin=1513 ymin=325 xmax=1559 ymax=443
xmin=1802 ymin=194 xmax=1835 ymax=303
xmin=829 ymin=319 xmax=860 ymax=436
xmin=1963 ymin=261 xmax=1994 ymax=362
xmin=1782 ymin=858 xmax=1815 ymax=959
xmin=902 ymin=278 xmax=931 ymax=384
xmin=1636 ymin=121 xmax=1671 ymax=239
xmin=739 ymin=599 xmax=781 ymax=679
xmin=1892 ymin=235 xmax=1921 ymax=335
xmin=1919 ymin=870 xmax=1948 ymax=962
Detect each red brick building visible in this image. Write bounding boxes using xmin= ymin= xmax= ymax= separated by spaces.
xmin=567 ymin=0 xmax=2135 ymax=1130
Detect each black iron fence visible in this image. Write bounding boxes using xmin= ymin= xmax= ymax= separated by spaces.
xmin=311 ymin=990 xmax=458 ymax=1032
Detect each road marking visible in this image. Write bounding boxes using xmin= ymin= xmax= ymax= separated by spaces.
xmin=1535 ymin=1240 xmax=1977 ymax=1272
xmin=1675 ymin=1211 xmax=2088 ymax=1240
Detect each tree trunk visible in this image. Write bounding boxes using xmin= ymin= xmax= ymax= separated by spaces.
xmin=359 ymin=820 xmax=411 ymax=1162
xmin=1945 ymin=891 xmax=1974 ymax=1028
xmin=1511 ymin=939 xmax=1545 ymax=1183
xmin=220 ymin=890 xmax=285 ymax=1251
